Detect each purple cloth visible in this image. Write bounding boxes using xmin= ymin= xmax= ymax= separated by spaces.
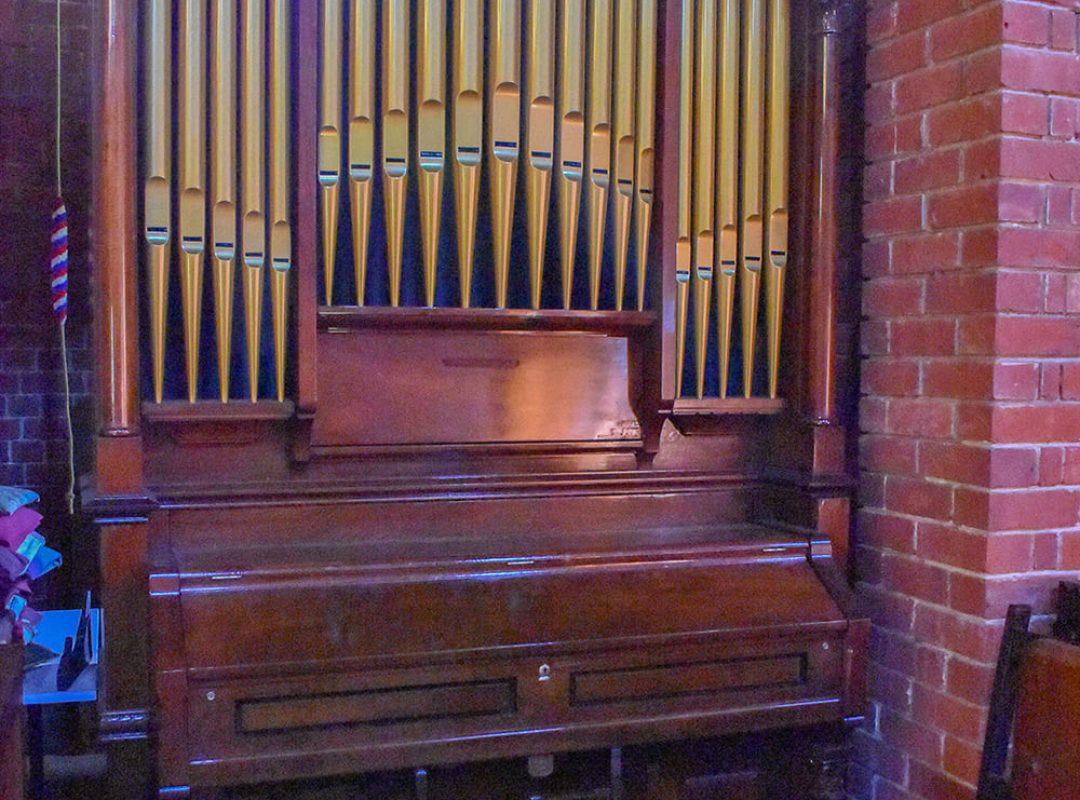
xmin=0 ymin=507 xmax=42 ymax=551
xmin=0 ymin=548 xmax=24 ymax=581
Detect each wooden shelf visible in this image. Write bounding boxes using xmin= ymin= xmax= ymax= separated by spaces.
xmin=668 ymin=397 xmax=786 ymax=435
xmin=671 ymin=397 xmax=786 ymax=416
xmin=318 ymin=306 xmax=656 ymax=335
xmin=142 ymin=400 xmax=295 ymax=424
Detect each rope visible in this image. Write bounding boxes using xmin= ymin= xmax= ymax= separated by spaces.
xmin=56 ymin=0 xmax=75 ymax=514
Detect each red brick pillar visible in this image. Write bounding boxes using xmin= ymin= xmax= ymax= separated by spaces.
xmin=857 ymin=0 xmax=1080 ymax=798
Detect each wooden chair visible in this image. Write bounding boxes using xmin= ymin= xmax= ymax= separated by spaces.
xmin=977 ymin=592 xmax=1080 ymax=800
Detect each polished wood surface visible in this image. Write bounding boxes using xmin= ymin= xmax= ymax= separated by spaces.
xmin=807 ymin=3 xmax=841 ymax=424
xmin=87 ymin=1 xmax=863 ymax=797
xmin=1011 ymin=639 xmax=1080 ymax=800
xmin=93 ymin=0 xmax=141 ymax=438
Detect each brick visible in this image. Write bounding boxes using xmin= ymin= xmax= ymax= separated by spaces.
xmin=960 ymin=227 xmax=998 ymax=267
xmin=879 ymin=710 xmax=944 ymax=767
xmin=996 ymin=271 xmax=1044 ymax=313
xmin=928 ymin=184 xmax=998 ymax=228
xmin=998 ymin=182 xmax=1043 ymax=223
xmin=1000 ymin=92 xmax=1049 ymax=136
xmin=863 ymin=360 xmax=921 ymax=396
xmin=1041 ymin=361 xmax=1062 ymax=399
xmin=1051 ymin=96 xmax=1080 ymax=139
xmin=946 ymin=657 xmax=995 ymax=706
xmin=943 ymin=735 xmax=982 ymax=786
xmin=891 ymin=318 xmax=956 ymax=356
xmin=912 ymin=683 xmax=984 ymax=742
xmin=964 ymin=48 xmax=1004 ymax=95
xmin=930 ymin=3 xmax=1002 ymax=61
xmin=881 ymin=552 xmax=950 ymax=604
xmin=909 ymin=760 xmax=977 ymax=800
xmin=1001 ymin=45 xmax=1080 ymax=95
xmin=860 ymin=510 xmax=917 ymax=554
xmin=927 ymin=97 xmax=1000 ymax=147
xmin=990 ymin=446 xmax=1039 ymax=488
xmin=885 ymin=475 xmax=954 ymax=519
xmin=865 ymin=195 xmax=924 ymax=237
xmin=1000 ymin=137 xmax=1080 ymax=184
xmin=895 ymin=61 xmax=965 ymax=115
xmin=993 ymin=361 xmax=1040 ymax=399
xmin=895 ymin=149 xmax=961 ymax=194
xmin=864 ymin=276 xmax=925 ymax=317
xmin=994 ymin=403 xmax=1080 ymax=443
xmin=926 ymin=272 xmax=995 ymax=314
xmin=917 ymin=523 xmax=987 ymax=571
xmin=913 ymin=604 xmax=1002 ymax=662
xmin=923 ymin=361 xmax=991 ymax=399
xmin=863 ymin=434 xmax=920 ymax=473
xmin=1002 ymin=1 xmax=1050 ymax=46
xmin=995 ymin=315 xmax=1080 ymax=357
xmin=868 ymin=30 xmax=928 ymax=83
xmin=920 ymin=441 xmax=989 ymax=485
xmin=986 ymin=488 xmax=1079 ymax=531
xmin=889 ymin=397 xmax=955 ymax=437
xmin=892 ymin=232 xmax=960 ymax=274
xmin=1050 ymin=8 xmax=1076 ymax=51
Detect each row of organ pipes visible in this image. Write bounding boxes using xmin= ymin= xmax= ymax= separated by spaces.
xmin=141 ymin=0 xmax=788 ymax=403
xmin=144 ymin=0 xmax=291 ymax=403
xmin=676 ymin=0 xmax=791 ymax=399
xmin=319 ymin=0 xmax=659 ymax=312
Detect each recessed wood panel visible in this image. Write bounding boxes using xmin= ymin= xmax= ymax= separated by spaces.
xmin=237 ymin=679 xmax=515 ymax=733
xmin=571 ymin=655 xmax=804 ymax=705
xmin=312 ymin=329 xmax=639 ymax=448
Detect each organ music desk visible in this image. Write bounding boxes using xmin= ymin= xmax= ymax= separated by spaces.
xmin=86 ymin=0 xmax=865 ymax=797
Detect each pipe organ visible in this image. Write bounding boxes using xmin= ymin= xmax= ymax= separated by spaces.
xmin=92 ymin=0 xmax=862 ymax=797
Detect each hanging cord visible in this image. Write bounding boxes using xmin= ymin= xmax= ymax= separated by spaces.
xmin=56 ymin=0 xmax=75 ymax=515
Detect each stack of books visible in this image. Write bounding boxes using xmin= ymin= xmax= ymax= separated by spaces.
xmin=0 ymin=487 xmax=62 ymax=645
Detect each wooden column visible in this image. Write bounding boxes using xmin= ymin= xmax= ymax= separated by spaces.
xmin=92 ymin=0 xmax=144 ymax=492
xmin=805 ymin=0 xmax=841 ymax=425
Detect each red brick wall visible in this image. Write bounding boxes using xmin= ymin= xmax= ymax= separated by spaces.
xmin=0 ymin=1 xmax=93 ymax=512
xmin=857 ymin=0 xmax=1080 ymax=797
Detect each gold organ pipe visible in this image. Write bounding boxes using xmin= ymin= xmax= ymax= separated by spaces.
xmin=269 ymin=0 xmax=290 ymax=402
xmin=526 ymin=1 xmax=556 ymax=310
xmin=766 ymin=0 xmax=791 ymax=398
xmin=558 ymin=0 xmax=586 ymax=309
xmin=612 ymin=0 xmax=637 ymax=311
xmin=242 ymin=0 xmax=266 ymax=401
xmin=489 ymin=0 xmax=521 ymax=309
xmin=454 ymin=0 xmax=483 ymax=307
xmin=693 ymin=0 xmax=717 ymax=399
xmin=144 ymin=0 xmax=171 ymax=403
xmin=212 ymin=0 xmax=237 ymax=402
xmin=319 ymin=0 xmax=342 ymax=304
xmin=635 ymin=0 xmax=658 ymax=312
xmin=349 ymin=0 xmax=375 ymax=305
xmin=715 ymin=0 xmax=740 ymax=397
xmin=741 ymin=0 xmax=767 ymax=397
xmin=179 ymin=0 xmax=206 ymax=403
xmin=674 ymin=0 xmax=694 ymax=398
xmin=587 ymin=0 xmax=613 ymax=310
xmin=418 ymin=0 xmax=447 ymax=307
xmin=383 ymin=0 xmax=410 ymax=307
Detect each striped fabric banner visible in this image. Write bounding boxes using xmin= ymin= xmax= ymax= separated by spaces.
xmin=50 ymin=198 xmax=69 ymax=324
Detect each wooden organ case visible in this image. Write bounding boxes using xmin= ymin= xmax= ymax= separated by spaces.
xmin=87 ymin=0 xmax=865 ymax=797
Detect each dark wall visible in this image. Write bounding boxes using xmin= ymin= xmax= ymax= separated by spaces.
xmin=0 ymin=1 xmax=95 ymax=594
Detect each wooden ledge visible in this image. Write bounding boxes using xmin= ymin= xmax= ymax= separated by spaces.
xmin=318 ymin=306 xmax=656 ymax=335
xmin=668 ymin=397 xmax=786 ymax=435
xmin=141 ymin=400 xmax=295 ymax=424
xmin=672 ymin=398 xmax=786 ymax=416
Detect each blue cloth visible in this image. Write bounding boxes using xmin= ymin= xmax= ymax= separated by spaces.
xmin=0 ymin=486 xmax=39 ymax=515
